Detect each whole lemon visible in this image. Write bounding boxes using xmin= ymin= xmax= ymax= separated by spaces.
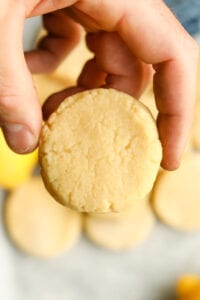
xmin=177 ymin=274 xmax=200 ymax=300
xmin=0 ymin=130 xmax=38 ymax=189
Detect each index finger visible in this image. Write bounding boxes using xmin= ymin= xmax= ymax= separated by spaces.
xmin=72 ymin=0 xmax=199 ymax=170
xmin=118 ymin=1 xmax=198 ymax=170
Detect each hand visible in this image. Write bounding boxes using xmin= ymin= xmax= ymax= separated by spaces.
xmin=0 ymin=1 xmax=80 ymax=155
xmin=1 ymin=1 xmax=198 ymax=171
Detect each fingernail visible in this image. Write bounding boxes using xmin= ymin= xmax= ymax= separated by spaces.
xmin=2 ymin=124 xmax=37 ymax=153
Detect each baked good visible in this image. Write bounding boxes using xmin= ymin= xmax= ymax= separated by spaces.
xmin=4 ymin=177 xmax=82 ymax=258
xmin=39 ymin=88 xmax=162 ymax=212
xmin=152 ymin=153 xmax=200 ymax=231
xmin=84 ymin=200 xmax=154 ymax=250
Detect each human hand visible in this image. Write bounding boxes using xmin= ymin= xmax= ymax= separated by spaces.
xmin=0 ymin=0 xmax=80 ymax=155
xmin=1 ymin=1 xmax=198 ymax=171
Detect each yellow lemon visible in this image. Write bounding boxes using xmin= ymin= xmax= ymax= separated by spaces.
xmin=177 ymin=274 xmax=200 ymax=300
xmin=0 ymin=130 xmax=38 ymax=189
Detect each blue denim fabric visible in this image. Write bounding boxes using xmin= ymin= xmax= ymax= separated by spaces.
xmin=165 ymin=0 xmax=200 ymax=36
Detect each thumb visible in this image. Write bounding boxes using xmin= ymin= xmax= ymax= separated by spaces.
xmin=0 ymin=4 xmax=42 ymax=153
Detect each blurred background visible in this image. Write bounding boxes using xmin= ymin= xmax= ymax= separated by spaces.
xmin=0 ymin=1 xmax=200 ymax=300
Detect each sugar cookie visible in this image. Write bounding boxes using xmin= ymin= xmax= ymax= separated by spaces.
xmin=89 ymin=196 xmax=150 ymax=221
xmin=152 ymin=153 xmax=200 ymax=231
xmin=84 ymin=201 xmax=154 ymax=250
xmin=4 ymin=177 xmax=82 ymax=258
xmin=39 ymin=88 xmax=162 ymax=213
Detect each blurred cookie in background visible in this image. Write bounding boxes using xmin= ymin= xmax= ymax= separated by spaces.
xmin=4 ymin=176 xmax=82 ymax=258
xmin=152 ymin=153 xmax=200 ymax=232
xmin=84 ymin=199 xmax=155 ymax=251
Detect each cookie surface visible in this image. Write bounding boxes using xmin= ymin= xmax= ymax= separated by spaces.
xmin=152 ymin=153 xmax=200 ymax=231
xmin=39 ymin=88 xmax=162 ymax=212
xmin=89 ymin=196 xmax=150 ymax=221
xmin=84 ymin=201 xmax=154 ymax=251
xmin=4 ymin=177 xmax=82 ymax=258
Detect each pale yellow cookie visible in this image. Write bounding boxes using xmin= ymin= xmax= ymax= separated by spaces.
xmin=84 ymin=201 xmax=154 ymax=251
xmin=89 ymin=196 xmax=150 ymax=221
xmin=39 ymin=88 xmax=162 ymax=213
xmin=177 ymin=275 xmax=200 ymax=300
xmin=152 ymin=153 xmax=200 ymax=231
xmin=4 ymin=177 xmax=82 ymax=258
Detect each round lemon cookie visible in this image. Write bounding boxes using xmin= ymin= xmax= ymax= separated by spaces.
xmin=39 ymin=88 xmax=162 ymax=213
xmin=84 ymin=201 xmax=155 ymax=251
xmin=89 ymin=195 xmax=150 ymax=222
xmin=4 ymin=177 xmax=82 ymax=258
xmin=152 ymin=153 xmax=200 ymax=231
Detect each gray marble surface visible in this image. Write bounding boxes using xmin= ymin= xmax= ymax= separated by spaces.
xmin=1 ymin=14 xmax=200 ymax=300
